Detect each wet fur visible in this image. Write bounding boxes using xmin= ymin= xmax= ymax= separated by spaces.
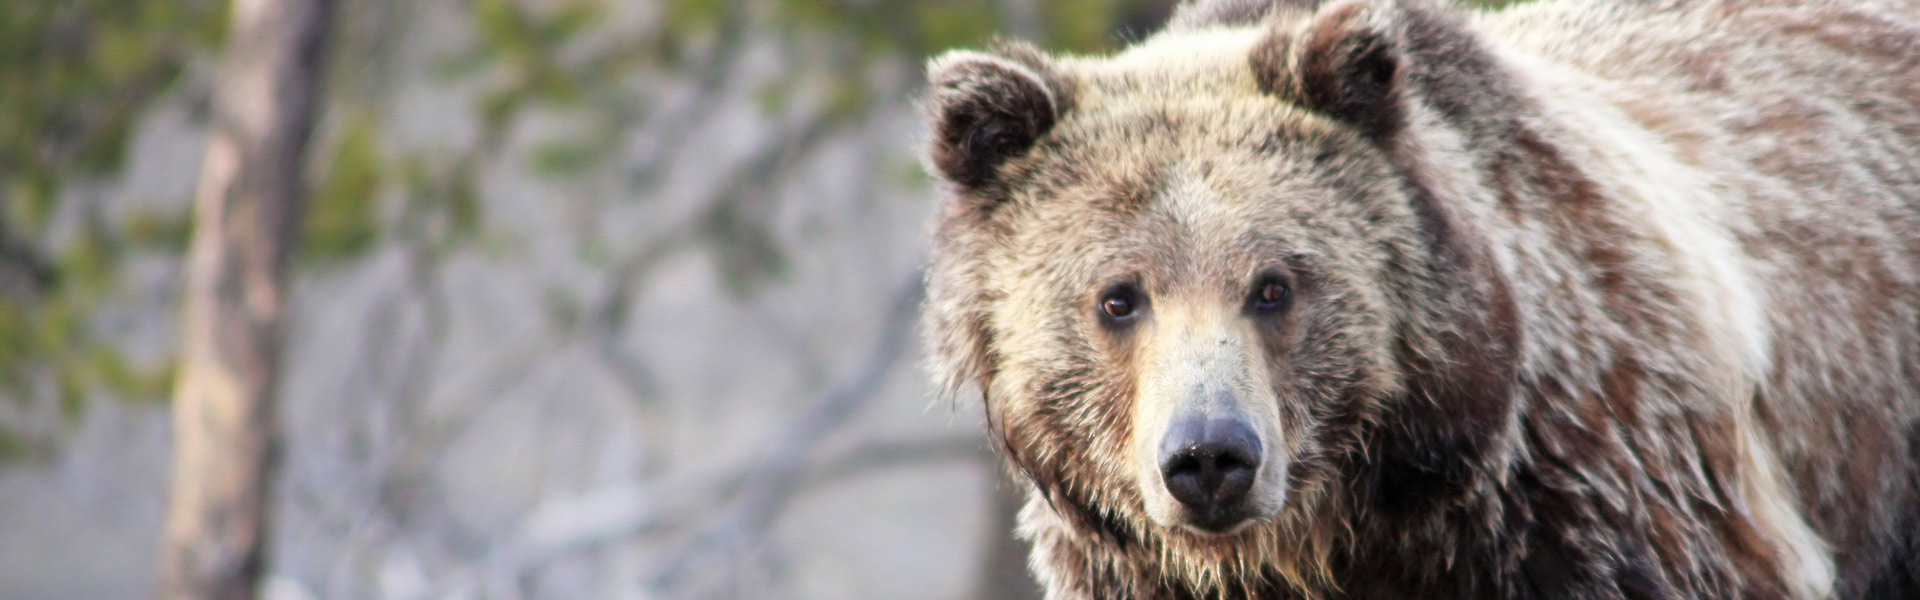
xmin=920 ymin=0 xmax=1920 ymax=598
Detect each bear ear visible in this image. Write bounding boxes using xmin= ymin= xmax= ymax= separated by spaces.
xmin=1251 ymin=0 xmax=1406 ymax=140
xmin=924 ymin=50 xmax=1062 ymax=189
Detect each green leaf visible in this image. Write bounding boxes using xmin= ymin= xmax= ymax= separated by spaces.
xmin=530 ymin=140 xmax=600 ymax=179
xmin=666 ymin=0 xmax=728 ymax=30
xmin=124 ymin=209 xmax=193 ymax=252
xmin=445 ymin=168 xmax=483 ymax=242
xmin=57 ymin=366 xmax=85 ymax=426
xmin=303 ymin=115 xmax=384 ymax=264
xmin=89 ymin=345 xmax=172 ymax=399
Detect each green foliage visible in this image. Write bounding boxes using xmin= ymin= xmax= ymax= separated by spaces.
xmin=770 ymin=0 xmax=996 ymax=55
xmin=304 ymin=115 xmax=384 ymax=264
xmin=0 ymin=1 xmax=224 ymax=187
xmin=470 ymin=0 xmax=598 ymax=131
xmin=6 ymin=174 xmax=57 ymax=235
xmin=0 ymin=0 xmax=223 ymax=456
xmin=764 ymin=0 xmax=1168 ymax=56
xmin=905 ymin=2 xmax=1003 ymax=54
xmin=665 ymin=0 xmax=730 ymax=31
xmin=530 ymin=140 xmax=600 ymax=179
xmin=392 ymin=154 xmax=485 ymax=256
xmin=124 ymin=209 xmax=194 ymax=252
xmin=446 ymin=172 xmax=482 ymax=242
xmin=1042 ymin=0 xmax=1157 ymax=52
xmin=0 ymin=0 xmax=1258 ymax=459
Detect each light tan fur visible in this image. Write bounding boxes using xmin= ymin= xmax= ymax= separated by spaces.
xmin=920 ymin=1 xmax=1920 ymax=598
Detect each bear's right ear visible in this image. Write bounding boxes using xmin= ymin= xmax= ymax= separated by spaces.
xmin=924 ymin=51 xmax=1062 ymax=189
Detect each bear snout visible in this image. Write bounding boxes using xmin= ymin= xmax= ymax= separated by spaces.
xmin=1159 ymin=414 xmax=1262 ymax=533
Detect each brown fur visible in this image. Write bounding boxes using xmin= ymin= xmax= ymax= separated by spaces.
xmin=920 ymin=0 xmax=1920 ymax=598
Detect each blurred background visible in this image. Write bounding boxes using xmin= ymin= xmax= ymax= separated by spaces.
xmin=0 ymin=0 xmax=1184 ymax=598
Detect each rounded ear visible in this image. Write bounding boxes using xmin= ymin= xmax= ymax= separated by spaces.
xmin=1251 ymin=0 xmax=1406 ymax=140
xmin=924 ymin=51 xmax=1061 ymax=189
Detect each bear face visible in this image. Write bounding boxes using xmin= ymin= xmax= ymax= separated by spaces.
xmin=956 ymin=85 xmax=1415 ymax=532
xmin=922 ymin=1 xmax=1523 ymax=591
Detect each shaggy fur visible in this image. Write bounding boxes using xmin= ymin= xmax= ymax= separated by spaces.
xmin=919 ymin=0 xmax=1920 ymax=598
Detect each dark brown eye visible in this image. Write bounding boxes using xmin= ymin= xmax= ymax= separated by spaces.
xmin=1097 ymin=283 xmax=1145 ymax=325
xmin=1250 ymin=281 xmax=1290 ymax=313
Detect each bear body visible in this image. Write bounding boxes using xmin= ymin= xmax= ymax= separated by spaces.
xmin=919 ymin=1 xmax=1920 ymax=598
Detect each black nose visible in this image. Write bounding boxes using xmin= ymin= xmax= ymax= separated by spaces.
xmin=1159 ymin=416 xmax=1261 ymax=525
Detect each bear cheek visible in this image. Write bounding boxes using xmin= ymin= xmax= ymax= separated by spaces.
xmin=1128 ymin=368 xmax=1188 ymax=528
xmin=1125 ymin=339 xmax=1197 ymax=528
xmin=1242 ymin=357 xmax=1297 ymax=520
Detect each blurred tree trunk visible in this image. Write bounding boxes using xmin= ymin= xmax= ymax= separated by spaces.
xmin=974 ymin=474 xmax=1043 ymax=600
xmin=158 ymin=1 xmax=333 ymax=599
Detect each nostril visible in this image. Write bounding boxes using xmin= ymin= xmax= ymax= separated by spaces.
xmin=1163 ymin=451 xmax=1205 ymax=478
xmin=1162 ymin=446 xmax=1258 ymax=500
xmin=1214 ymin=446 xmax=1257 ymax=473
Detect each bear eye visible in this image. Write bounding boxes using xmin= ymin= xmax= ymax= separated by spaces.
xmin=1248 ymin=280 xmax=1291 ymax=314
xmin=1097 ymin=283 xmax=1145 ymax=325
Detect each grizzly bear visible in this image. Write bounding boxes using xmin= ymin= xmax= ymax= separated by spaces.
xmin=918 ymin=0 xmax=1920 ymax=598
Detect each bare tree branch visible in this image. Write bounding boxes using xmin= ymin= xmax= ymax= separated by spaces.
xmin=409 ymin=269 xmax=930 ymax=598
xmin=0 ymin=222 xmax=56 ymax=304
xmin=798 ymin=435 xmax=988 ymax=494
xmin=625 ymin=1 xmax=749 ymax=189
xmin=646 ymin=272 xmax=924 ymax=592
xmin=411 ymin=429 xmax=983 ymax=600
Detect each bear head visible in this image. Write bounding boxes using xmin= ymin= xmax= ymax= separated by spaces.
xmin=921 ymin=0 xmax=1523 ymax=592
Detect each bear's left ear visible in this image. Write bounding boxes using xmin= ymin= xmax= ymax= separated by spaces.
xmin=1250 ymin=0 xmax=1407 ymax=141
xmin=924 ymin=50 xmax=1063 ymax=189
